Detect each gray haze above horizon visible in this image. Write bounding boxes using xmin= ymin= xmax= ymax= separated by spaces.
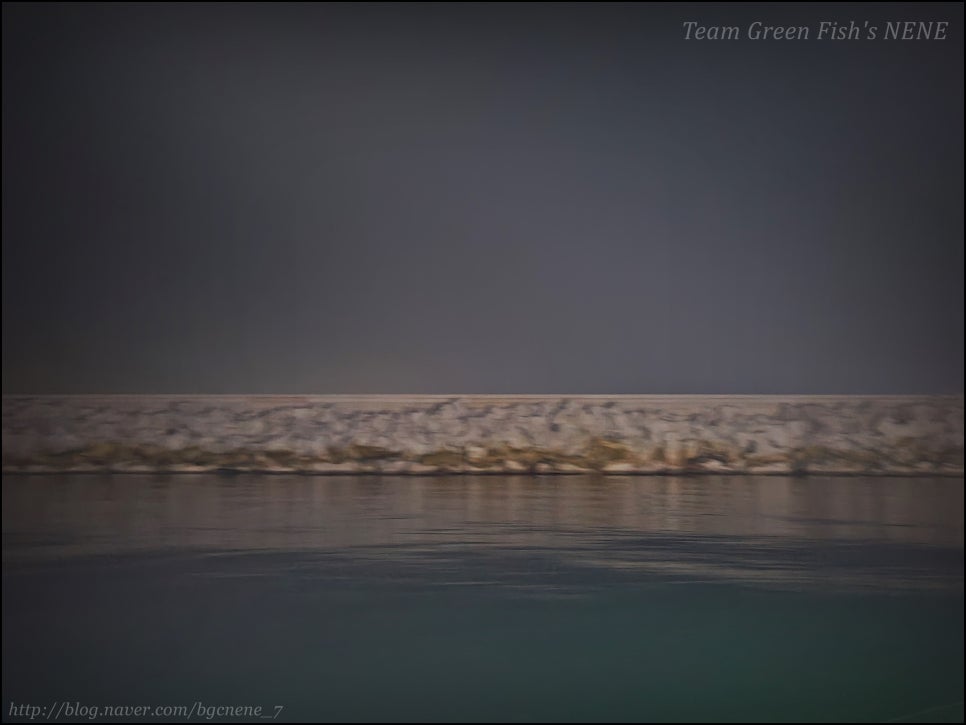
xmin=2 ymin=2 xmax=963 ymax=394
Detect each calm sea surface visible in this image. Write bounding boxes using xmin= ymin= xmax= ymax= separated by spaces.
xmin=2 ymin=475 xmax=963 ymax=723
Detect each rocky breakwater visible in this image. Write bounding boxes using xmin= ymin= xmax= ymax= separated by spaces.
xmin=1 ymin=395 xmax=962 ymax=475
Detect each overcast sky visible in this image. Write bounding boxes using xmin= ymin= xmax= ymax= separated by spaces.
xmin=2 ymin=2 xmax=962 ymax=394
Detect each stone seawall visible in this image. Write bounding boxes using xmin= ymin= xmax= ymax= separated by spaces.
xmin=1 ymin=395 xmax=963 ymax=475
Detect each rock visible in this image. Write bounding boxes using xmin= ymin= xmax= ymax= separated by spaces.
xmin=419 ymin=450 xmax=464 ymax=467
xmin=603 ymin=462 xmax=638 ymax=473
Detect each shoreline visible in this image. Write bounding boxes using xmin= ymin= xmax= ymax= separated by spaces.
xmin=3 ymin=394 xmax=962 ymax=476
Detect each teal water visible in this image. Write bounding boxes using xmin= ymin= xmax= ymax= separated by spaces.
xmin=2 ymin=475 xmax=963 ymax=723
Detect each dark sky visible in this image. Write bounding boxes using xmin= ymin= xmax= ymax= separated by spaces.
xmin=2 ymin=2 xmax=963 ymax=394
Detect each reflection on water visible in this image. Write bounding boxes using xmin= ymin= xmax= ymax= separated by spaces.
xmin=2 ymin=475 xmax=963 ymax=592
xmin=2 ymin=475 xmax=964 ymax=723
